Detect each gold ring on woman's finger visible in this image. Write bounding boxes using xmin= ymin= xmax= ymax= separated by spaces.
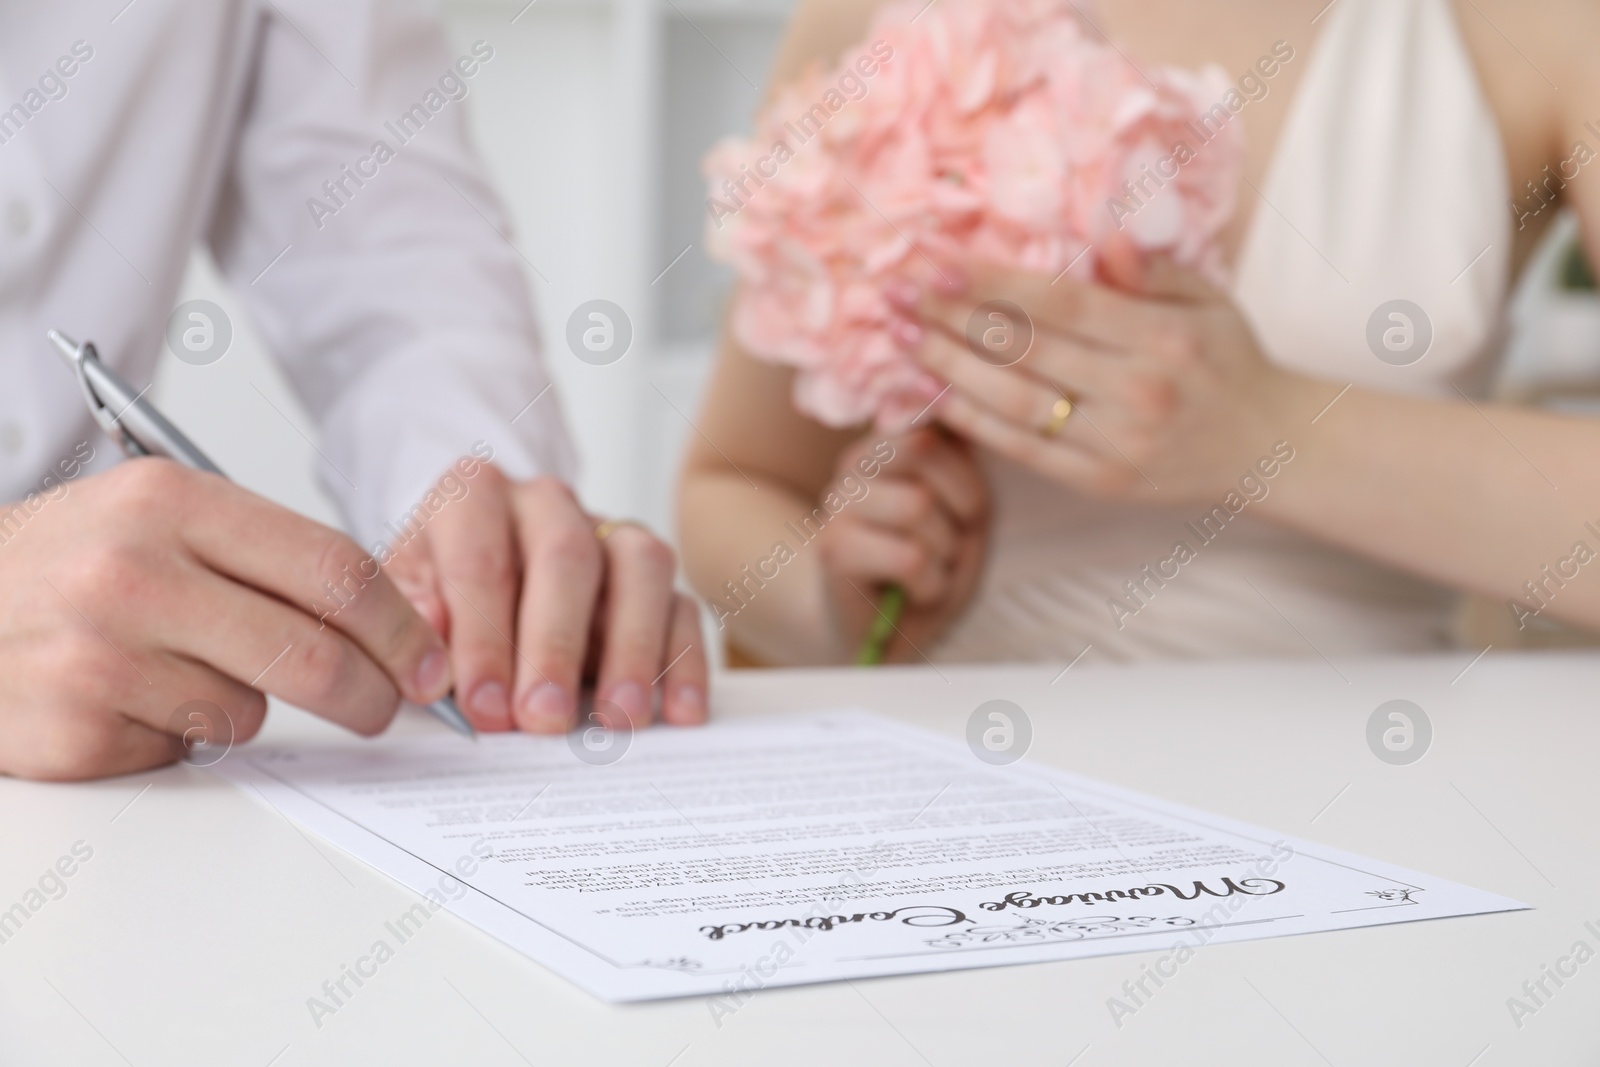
xmin=1042 ymin=396 xmax=1074 ymax=438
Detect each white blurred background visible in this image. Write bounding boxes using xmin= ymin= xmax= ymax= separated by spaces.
xmin=150 ymin=0 xmax=1600 ymax=621
xmin=154 ymin=0 xmax=794 ymax=537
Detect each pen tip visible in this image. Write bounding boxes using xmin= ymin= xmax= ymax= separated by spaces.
xmin=434 ymin=696 xmax=477 ymax=741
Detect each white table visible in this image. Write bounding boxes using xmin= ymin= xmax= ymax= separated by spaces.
xmin=2 ymin=652 xmax=1596 ymax=1066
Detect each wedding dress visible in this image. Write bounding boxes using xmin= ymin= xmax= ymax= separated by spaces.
xmin=931 ymin=0 xmax=1509 ymax=662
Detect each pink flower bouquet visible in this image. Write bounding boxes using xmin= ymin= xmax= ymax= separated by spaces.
xmin=703 ymin=0 xmax=1244 ymax=429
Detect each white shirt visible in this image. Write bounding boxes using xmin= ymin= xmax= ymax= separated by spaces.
xmin=0 ymin=0 xmax=575 ymax=549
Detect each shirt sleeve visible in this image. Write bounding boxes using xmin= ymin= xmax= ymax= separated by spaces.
xmin=205 ymin=0 xmax=577 ymax=551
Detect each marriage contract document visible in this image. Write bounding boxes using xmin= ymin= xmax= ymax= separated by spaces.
xmin=219 ymin=711 xmax=1526 ymax=1002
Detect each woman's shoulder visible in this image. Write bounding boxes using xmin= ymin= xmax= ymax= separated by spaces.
xmin=1455 ymin=0 xmax=1597 ymax=152
xmin=1446 ymin=0 xmax=1598 ymax=261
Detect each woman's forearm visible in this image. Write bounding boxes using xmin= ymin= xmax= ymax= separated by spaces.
xmin=679 ymin=469 xmax=845 ymax=665
xmin=1258 ymin=377 xmax=1600 ymax=631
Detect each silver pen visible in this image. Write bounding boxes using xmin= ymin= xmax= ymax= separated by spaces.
xmin=48 ymin=329 xmax=477 ymax=740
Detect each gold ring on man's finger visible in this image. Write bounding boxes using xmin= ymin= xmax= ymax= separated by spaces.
xmin=594 ymin=518 xmax=654 ymax=541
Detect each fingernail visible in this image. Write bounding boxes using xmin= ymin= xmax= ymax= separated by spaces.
xmin=414 ymin=650 xmax=449 ymax=698
xmin=602 ymin=681 xmax=649 ymax=729
xmin=892 ymin=318 xmax=924 ymax=348
xmin=669 ymin=683 xmax=706 ymax=724
xmin=521 ymin=682 xmax=572 ymax=731
xmin=468 ymin=681 xmax=511 ymax=730
xmin=885 ymin=278 xmax=919 ymax=307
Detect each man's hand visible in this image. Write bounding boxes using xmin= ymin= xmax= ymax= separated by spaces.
xmin=382 ymin=462 xmax=708 ymax=733
xmin=0 ymin=460 xmax=454 ymax=781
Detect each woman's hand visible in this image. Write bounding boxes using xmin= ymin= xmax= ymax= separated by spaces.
xmin=890 ymin=261 xmax=1321 ymax=500
xmin=816 ymin=428 xmax=990 ymax=660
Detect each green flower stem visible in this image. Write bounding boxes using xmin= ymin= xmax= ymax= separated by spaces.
xmin=855 ymin=583 xmax=906 ymax=666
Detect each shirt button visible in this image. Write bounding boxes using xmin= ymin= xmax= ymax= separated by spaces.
xmin=4 ymin=200 xmax=33 ymax=241
xmin=0 ymin=422 xmax=23 ymax=457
